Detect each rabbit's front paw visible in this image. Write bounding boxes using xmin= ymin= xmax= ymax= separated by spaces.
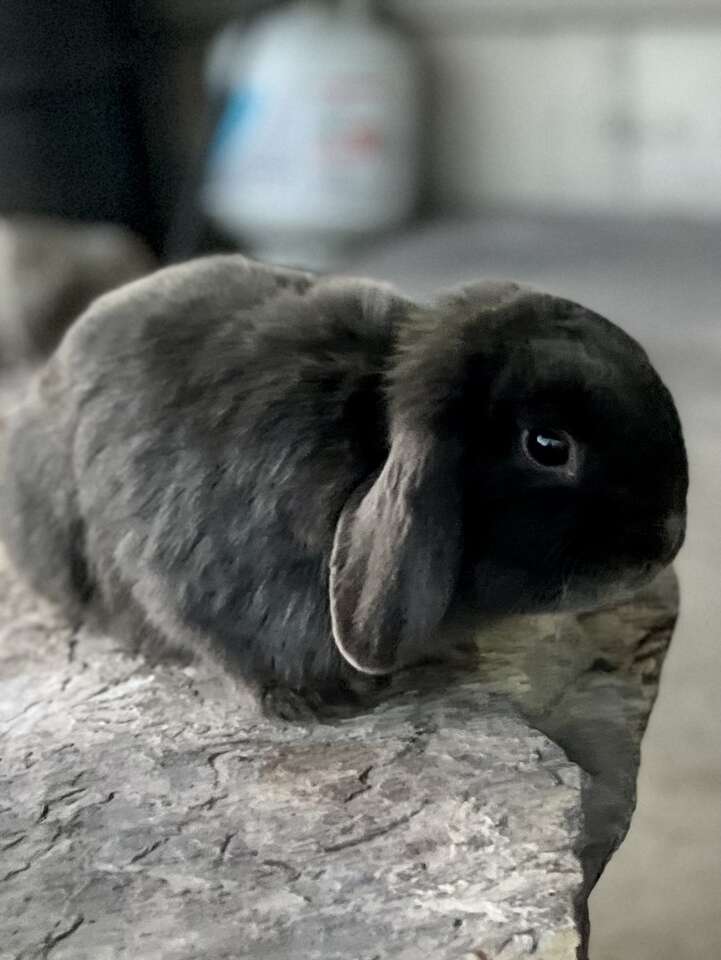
xmin=260 ymin=684 xmax=320 ymax=723
xmin=445 ymin=637 xmax=480 ymax=671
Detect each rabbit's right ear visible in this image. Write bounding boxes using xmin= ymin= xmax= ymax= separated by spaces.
xmin=329 ymin=430 xmax=463 ymax=675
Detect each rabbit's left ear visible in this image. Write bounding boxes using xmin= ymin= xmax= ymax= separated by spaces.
xmin=329 ymin=431 xmax=462 ymax=674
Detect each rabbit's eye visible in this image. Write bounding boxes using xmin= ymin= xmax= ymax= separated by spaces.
xmin=522 ymin=428 xmax=572 ymax=468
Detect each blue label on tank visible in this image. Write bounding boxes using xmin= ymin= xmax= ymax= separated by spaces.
xmin=209 ymin=89 xmax=259 ymax=163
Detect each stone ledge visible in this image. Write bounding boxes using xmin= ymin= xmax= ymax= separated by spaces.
xmin=0 ymin=538 xmax=677 ymax=960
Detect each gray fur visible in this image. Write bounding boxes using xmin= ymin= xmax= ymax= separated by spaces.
xmin=0 ymin=256 xmax=688 ymax=711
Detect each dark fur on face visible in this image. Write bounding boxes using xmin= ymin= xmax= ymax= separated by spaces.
xmin=0 ymin=258 xmax=688 ymax=707
xmin=392 ymin=282 xmax=687 ymax=620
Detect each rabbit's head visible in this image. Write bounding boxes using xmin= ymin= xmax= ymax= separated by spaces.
xmin=330 ymin=281 xmax=687 ymax=674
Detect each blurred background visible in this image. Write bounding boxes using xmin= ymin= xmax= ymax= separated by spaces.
xmin=0 ymin=1 xmax=719 ymax=957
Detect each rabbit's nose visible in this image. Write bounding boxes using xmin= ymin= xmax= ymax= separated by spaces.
xmin=664 ymin=512 xmax=686 ymax=558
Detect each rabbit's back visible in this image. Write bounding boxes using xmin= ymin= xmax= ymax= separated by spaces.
xmin=8 ymin=256 xmax=402 ymax=692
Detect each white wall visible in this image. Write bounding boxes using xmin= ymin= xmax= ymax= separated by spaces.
xmin=392 ymin=2 xmax=721 ymax=216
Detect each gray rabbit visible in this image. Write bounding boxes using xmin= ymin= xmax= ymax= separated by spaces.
xmin=0 ymin=255 xmax=688 ymax=716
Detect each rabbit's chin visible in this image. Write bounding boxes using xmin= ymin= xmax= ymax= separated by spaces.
xmin=552 ymin=565 xmax=666 ymax=614
xmin=460 ymin=559 xmax=668 ymax=618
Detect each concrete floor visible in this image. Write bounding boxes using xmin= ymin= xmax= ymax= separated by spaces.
xmin=348 ymin=215 xmax=721 ymax=959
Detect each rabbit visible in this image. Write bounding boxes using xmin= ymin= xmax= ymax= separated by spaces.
xmin=0 ymin=255 xmax=688 ymax=718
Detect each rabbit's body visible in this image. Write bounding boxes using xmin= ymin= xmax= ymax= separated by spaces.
xmin=1 ymin=257 xmax=402 ymax=700
xmin=0 ymin=256 xmax=688 ymax=711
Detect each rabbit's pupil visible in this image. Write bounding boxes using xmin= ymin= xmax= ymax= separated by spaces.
xmin=524 ymin=429 xmax=571 ymax=468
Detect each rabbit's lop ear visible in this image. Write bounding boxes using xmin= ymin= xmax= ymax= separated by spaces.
xmin=330 ymin=431 xmax=462 ymax=675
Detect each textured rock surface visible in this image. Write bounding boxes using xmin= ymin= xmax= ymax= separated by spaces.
xmin=0 ymin=529 xmax=677 ymax=960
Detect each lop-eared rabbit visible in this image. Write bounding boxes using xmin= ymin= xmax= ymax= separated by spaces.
xmin=0 ymin=256 xmax=688 ymax=717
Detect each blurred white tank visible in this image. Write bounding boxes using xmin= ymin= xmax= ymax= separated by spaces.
xmin=202 ymin=0 xmax=420 ymax=269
